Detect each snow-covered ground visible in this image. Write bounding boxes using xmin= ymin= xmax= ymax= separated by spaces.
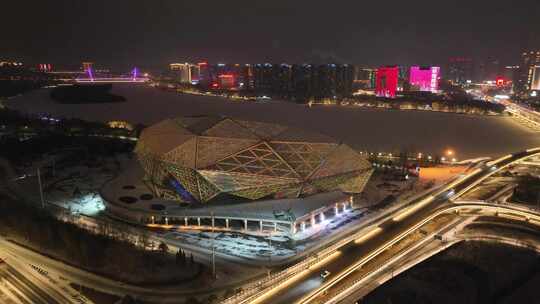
xmin=161 ymin=207 xmax=368 ymax=262
xmin=17 ymin=153 xmax=369 ymax=261
xmin=7 ymin=84 xmax=540 ymax=159
xmin=17 ymin=156 xmax=124 ymax=217
xmin=42 ymin=164 xmax=112 ymax=216
xmin=163 ymin=230 xmax=296 ymax=261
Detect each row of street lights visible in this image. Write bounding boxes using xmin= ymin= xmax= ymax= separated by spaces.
xmin=363 ymin=149 xmax=457 ymax=163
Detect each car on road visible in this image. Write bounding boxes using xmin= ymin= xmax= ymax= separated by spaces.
xmin=321 ymin=270 xmax=331 ymax=279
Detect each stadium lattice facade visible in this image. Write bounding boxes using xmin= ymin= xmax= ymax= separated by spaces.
xmin=135 ymin=116 xmax=373 ymax=203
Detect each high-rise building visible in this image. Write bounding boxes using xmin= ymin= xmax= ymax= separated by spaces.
xmin=375 ymin=66 xmax=399 ymax=98
xmin=504 ymin=66 xmax=520 ymax=82
xmin=185 ymin=62 xmax=353 ymax=100
xmin=531 ymin=66 xmax=540 ymax=92
xmin=409 ymin=66 xmax=440 ymax=93
xmin=515 ymin=50 xmax=540 ymax=95
xmin=291 ymin=64 xmax=315 ymax=101
xmin=353 ymin=67 xmax=376 ymax=89
xmin=290 ymin=64 xmax=352 ymax=100
xmin=272 ymin=64 xmax=293 ymax=98
xmin=217 ymin=74 xmax=235 ymax=89
xmin=253 ymin=63 xmax=274 ymax=94
xmin=197 ymin=62 xmax=211 ymax=87
xmin=169 ymin=63 xmax=196 ymax=83
xmin=336 ymin=64 xmax=354 ymax=98
xmin=447 ymin=57 xmax=473 ymax=84
xmin=191 ymin=63 xmax=246 ymax=90
xmin=197 ymin=62 xmax=223 ymax=88
xmin=475 ymin=57 xmax=501 ymax=82
xmin=190 ymin=64 xmax=200 ymax=84
xmin=240 ymin=64 xmax=254 ymax=90
xmin=315 ymin=64 xmax=338 ymax=98
xmin=251 ymin=63 xmax=294 ymax=97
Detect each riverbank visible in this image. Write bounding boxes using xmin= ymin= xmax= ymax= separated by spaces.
xmin=6 ymin=84 xmax=540 ymax=159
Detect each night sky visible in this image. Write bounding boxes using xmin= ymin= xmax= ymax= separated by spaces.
xmin=2 ymin=0 xmax=539 ymax=70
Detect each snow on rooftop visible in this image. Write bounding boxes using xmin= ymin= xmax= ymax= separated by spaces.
xmin=166 ymin=191 xmax=349 ymax=222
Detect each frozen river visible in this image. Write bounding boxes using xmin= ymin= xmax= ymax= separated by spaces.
xmin=6 ymin=83 xmax=540 ymax=159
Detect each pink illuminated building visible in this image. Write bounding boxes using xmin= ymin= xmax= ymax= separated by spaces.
xmin=38 ymin=64 xmax=52 ymax=72
xmin=409 ymin=66 xmax=440 ymax=93
xmin=376 ymin=66 xmax=399 ymax=98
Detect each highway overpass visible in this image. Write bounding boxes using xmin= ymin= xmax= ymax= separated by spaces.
xmin=328 ymin=213 xmax=540 ymax=304
xmin=222 ymin=147 xmax=540 ymax=304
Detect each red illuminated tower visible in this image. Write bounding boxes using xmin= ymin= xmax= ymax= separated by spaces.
xmin=376 ymin=66 xmax=399 ymax=98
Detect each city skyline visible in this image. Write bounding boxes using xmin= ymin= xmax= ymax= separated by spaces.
xmin=2 ymin=0 xmax=539 ymax=70
xmin=2 ymin=2 xmax=540 ymax=303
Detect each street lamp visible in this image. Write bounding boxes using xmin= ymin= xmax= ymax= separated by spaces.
xmin=37 ymin=167 xmax=45 ymax=209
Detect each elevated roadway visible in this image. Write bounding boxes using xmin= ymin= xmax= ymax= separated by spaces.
xmin=332 ymin=214 xmax=540 ymax=304
xmin=501 ymin=99 xmax=540 ymax=132
xmin=223 ymin=147 xmax=540 ymax=304
xmin=0 ymin=256 xmax=89 ymax=304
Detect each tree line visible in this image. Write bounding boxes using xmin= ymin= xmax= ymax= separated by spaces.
xmin=0 ymin=192 xmax=205 ymax=285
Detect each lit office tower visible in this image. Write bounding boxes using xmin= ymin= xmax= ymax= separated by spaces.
xmin=515 ymin=50 xmax=540 ymax=95
xmin=240 ymin=64 xmax=254 ymax=90
xmin=409 ymin=66 xmax=441 ymax=93
xmin=169 ymin=63 xmax=195 ymax=83
xmin=213 ymin=63 xmax=237 ymax=88
xmin=189 ymin=64 xmax=200 ymax=84
xmin=197 ymin=62 xmax=218 ymax=88
xmin=531 ymin=66 xmax=540 ymax=93
xmin=375 ymin=66 xmax=399 ymax=98
xmin=217 ymin=74 xmax=235 ymax=89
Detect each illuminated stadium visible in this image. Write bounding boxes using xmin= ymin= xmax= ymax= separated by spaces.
xmin=135 ymin=116 xmax=373 ymax=204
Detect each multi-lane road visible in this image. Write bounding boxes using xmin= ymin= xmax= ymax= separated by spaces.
xmin=230 ymin=147 xmax=540 ymax=304
xmin=332 ymin=209 xmax=540 ymax=304
xmin=501 ymin=99 xmax=540 ymax=132
xmin=0 ymin=256 xmax=89 ymax=304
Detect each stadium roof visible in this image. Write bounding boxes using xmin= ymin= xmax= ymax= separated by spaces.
xmin=139 ymin=116 xmax=338 ymax=156
xmin=136 ymin=116 xmax=372 ymax=203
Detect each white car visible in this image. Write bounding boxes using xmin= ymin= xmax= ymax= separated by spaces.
xmin=320 ymin=270 xmax=331 ymax=279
